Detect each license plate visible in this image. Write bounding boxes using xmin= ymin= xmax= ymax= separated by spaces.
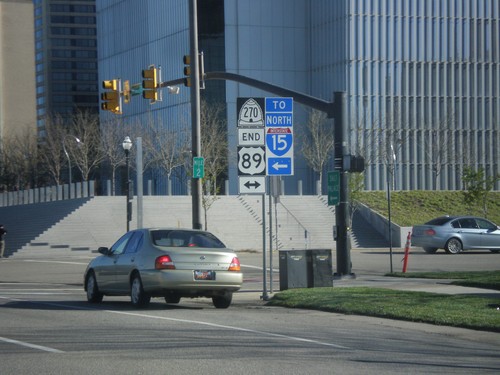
xmin=194 ymin=270 xmax=215 ymax=280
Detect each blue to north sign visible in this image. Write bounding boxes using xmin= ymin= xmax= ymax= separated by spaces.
xmin=265 ymin=97 xmax=294 ymax=176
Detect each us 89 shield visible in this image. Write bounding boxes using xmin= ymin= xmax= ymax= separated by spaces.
xmin=237 ymin=146 xmax=266 ymax=176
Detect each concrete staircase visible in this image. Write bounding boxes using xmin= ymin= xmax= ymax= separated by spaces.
xmin=351 ymin=210 xmax=390 ymax=248
xmin=7 ymin=197 xmax=127 ymax=258
xmin=0 ymin=198 xmax=92 ymax=257
xmin=276 ymin=195 xmax=336 ymax=249
xmin=1 ymin=195 xmax=388 ymax=259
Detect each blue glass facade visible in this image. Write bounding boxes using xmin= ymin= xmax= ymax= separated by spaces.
xmin=34 ymin=0 xmax=99 ymax=135
xmin=97 ymin=0 xmax=499 ymax=193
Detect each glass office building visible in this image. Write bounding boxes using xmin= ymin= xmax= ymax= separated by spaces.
xmin=34 ymin=0 xmax=99 ymax=136
xmin=97 ymin=0 xmax=499 ymax=193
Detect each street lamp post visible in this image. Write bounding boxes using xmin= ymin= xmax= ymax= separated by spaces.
xmin=62 ymin=135 xmax=82 ymax=198
xmin=387 ymin=143 xmax=396 ymax=273
xmin=122 ymin=136 xmax=133 ymax=232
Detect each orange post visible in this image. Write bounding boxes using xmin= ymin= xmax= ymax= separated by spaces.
xmin=402 ymin=232 xmax=411 ymax=273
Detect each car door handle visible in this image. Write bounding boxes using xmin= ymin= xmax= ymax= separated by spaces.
xmin=130 ymin=258 xmax=135 ymax=262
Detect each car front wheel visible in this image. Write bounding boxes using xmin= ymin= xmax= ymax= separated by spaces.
xmin=212 ymin=293 xmax=232 ymax=309
xmin=445 ymin=238 xmax=463 ymax=254
xmin=130 ymin=274 xmax=151 ymax=307
xmin=86 ymin=271 xmax=103 ymax=303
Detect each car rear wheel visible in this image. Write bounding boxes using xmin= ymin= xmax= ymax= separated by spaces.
xmin=130 ymin=274 xmax=151 ymax=307
xmin=423 ymin=247 xmax=438 ymax=254
xmin=490 ymin=250 xmax=500 ymax=254
xmin=212 ymin=293 xmax=232 ymax=309
xmin=445 ymin=238 xmax=463 ymax=254
xmin=86 ymin=271 xmax=103 ymax=303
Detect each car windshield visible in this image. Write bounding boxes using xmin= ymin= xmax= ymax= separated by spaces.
xmin=425 ymin=217 xmax=453 ymax=226
xmin=151 ymin=230 xmax=226 ymax=248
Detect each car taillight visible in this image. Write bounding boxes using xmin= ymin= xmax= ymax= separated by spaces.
xmin=228 ymin=257 xmax=241 ymax=272
xmin=424 ymin=229 xmax=436 ymax=236
xmin=155 ymin=255 xmax=175 ymax=270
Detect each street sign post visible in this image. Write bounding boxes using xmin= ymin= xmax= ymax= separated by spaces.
xmin=265 ymin=97 xmax=293 ymax=176
xmin=328 ymin=170 xmax=340 ymax=206
xmin=193 ymin=157 xmax=204 ymax=178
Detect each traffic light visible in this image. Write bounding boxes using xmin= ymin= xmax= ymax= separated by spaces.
xmin=101 ymin=79 xmax=122 ymax=114
xmin=123 ymin=80 xmax=131 ymax=103
xmin=142 ymin=65 xmax=158 ymax=103
xmin=183 ymin=55 xmax=191 ymax=87
xmin=343 ymin=155 xmax=365 ymax=173
xmin=182 ymin=53 xmax=205 ymax=89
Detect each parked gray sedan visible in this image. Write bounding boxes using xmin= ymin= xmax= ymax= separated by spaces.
xmin=84 ymin=228 xmax=243 ymax=308
xmin=411 ymin=216 xmax=500 ymax=254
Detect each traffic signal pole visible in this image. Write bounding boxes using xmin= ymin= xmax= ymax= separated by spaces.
xmin=332 ymin=92 xmax=354 ymax=278
xmin=158 ymin=72 xmax=354 ymax=277
xmin=188 ymin=0 xmax=203 ymax=230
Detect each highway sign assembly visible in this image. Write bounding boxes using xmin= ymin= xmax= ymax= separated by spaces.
xmin=236 ymin=97 xmax=294 ymax=194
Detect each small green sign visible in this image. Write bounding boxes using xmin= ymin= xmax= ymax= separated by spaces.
xmin=327 ymin=171 xmax=340 ymax=206
xmin=193 ymin=157 xmax=205 ymax=178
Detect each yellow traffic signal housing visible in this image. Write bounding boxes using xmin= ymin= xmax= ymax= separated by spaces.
xmin=123 ymin=80 xmax=131 ymax=103
xmin=101 ymin=79 xmax=122 ymax=114
xmin=142 ymin=66 xmax=158 ymax=102
xmin=182 ymin=53 xmax=204 ymax=88
xmin=183 ymin=55 xmax=191 ymax=87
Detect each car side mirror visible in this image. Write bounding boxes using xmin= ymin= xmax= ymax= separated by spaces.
xmin=98 ymin=246 xmax=111 ymax=256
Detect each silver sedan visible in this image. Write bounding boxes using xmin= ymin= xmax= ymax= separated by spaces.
xmin=411 ymin=216 xmax=500 ymax=254
xmin=84 ymin=228 xmax=243 ymax=308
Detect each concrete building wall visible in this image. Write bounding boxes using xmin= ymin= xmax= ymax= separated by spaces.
xmin=0 ymin=0 xmax=36 ymax=140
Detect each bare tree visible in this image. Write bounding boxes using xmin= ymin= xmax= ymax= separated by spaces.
xmin=1 ymin=129 xmax=39 ymax=190
xmin=200 ymin=100 xmax=228 ymax=229
xmin=142 ymin=115 xmax=191 ymax=193
xmin=100 ymin=118 xmax=133 ymax=194
xmin=39 ymin=114 xmax=67 ymax=185
xmin=69 ymin=110 xmax=106 ymax=181
xmin=298 ymin=109 xmax=334 ymax=194
xmin=423 ymin=110 xmax=457 ymax=189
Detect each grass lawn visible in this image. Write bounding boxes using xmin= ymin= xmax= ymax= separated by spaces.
xmin=267 ymin=271 xmax=500 ymax=332
xmin=358 ymin=191 xmax=500 ymax=227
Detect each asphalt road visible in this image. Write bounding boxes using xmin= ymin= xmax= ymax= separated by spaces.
xmin=0 ymin=249 xmax=499 ymax=374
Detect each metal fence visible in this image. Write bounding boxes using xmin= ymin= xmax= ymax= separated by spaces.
xmin=0 ymin=181 xmax=96 ymax=207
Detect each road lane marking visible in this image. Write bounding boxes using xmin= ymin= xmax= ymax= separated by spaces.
xmin=0 ymin=296 xmax=349 ymax=350
xmin=0 ymin=336 xmax=64 ymax=353
xmin=21 ymin=259 xmax=89 ymax=265
xmin=110 ymin=310 xmax=350 ymax=349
